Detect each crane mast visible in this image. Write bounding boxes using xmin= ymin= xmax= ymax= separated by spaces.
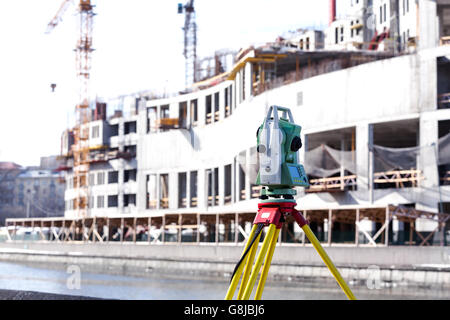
xmin=47 ymin=0 xmax=95 ymax=218
xmin=179 ymin=0 xmax=197 ymax=88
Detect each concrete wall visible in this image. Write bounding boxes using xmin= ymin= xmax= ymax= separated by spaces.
xmin=1 ymin=242 xmax=449 ymax=286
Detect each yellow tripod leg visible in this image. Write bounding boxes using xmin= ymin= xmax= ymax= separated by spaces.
xmin=254 ymin=227 xmax=280 ymax=300
xmin=225 ymin=224 xmax=258 ymax=300
xmin=242 ymin=224 xmax=276 ymax=300
xmin=302 ymin=224 xmax=357 ymax=300
xmin=237 ymin=232 xmax=262 ymax=299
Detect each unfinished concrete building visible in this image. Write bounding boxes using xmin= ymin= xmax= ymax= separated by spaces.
xmin=6 ymin=0 xmax=450 ymax=248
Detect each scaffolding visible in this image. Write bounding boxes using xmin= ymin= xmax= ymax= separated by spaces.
xmin=4 ymin=205 xmax=449 ymax=247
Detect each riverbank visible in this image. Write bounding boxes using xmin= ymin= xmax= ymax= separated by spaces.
xmin=0 ymin=242 xmax=449 ymax=288
xmin=0 ymin=288 xmax=99 ymax=300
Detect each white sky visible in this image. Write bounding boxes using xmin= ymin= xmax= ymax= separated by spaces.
xmin=0 ymin=0 xmax=328 ymax=167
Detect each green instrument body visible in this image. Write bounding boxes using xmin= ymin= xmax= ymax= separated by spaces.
xmin=255 ymin=106 xmax=309 ymax=201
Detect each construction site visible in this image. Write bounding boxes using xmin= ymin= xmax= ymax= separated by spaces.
xmin=1 ymin=0 xmax=450 ymax=297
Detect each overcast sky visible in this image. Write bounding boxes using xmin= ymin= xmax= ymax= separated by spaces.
xmin=0 ymin=0 xmax=328 ymax=167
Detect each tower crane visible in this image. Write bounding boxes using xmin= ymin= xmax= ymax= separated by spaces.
xmin=46 ymin=0 xmax=95 ymax=218
xmin=178 ymin=0 xmax=197 ymax=88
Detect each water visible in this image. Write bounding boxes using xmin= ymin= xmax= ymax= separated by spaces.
xmin=0 ymin=261 xmax=448 ymax=300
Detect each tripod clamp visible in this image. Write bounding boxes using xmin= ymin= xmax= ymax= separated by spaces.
xmin=254 ymin=201 xmax=308 ymax=230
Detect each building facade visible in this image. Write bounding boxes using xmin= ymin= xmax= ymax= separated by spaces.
xmin=59 ymin=0 xmax=450 ymax=245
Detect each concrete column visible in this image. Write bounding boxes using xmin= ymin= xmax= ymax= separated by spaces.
xmin=178 ymin=214 xmax=182 ymax=243
xmin=437 ymin=5 xmax=445 ymax=39
xmin=92 ymin=217 xmax=96 ymax=243
xmin=236 ymin=73 xmax=241 ymax=106
xmin=136 ymin=106 xmax=147 ymax=212
xmin=169 ymin=102 xmax=177 ymax=119
xmin=328 ymin=209 xmax=333 ymax=246
xmin=219 ymin=165 xmax=225 ymax=206
xmin=417 ymin=0 xmax=438 ymax=50
xmin=417 ymin=118 xmax=439 ymax=212
xmin=148 ymin=217 xmax=151 ymax=244
xmin=235 ymin=157 xmax=241 ymax=201
xmin=385 ymin=206 xmax=390 ymax=246
xmin=156 ymin=173 xmax=161 ymax=210
xmin=232 ymin=82 xmax=237 ymax=111
xmin=198 ymin=169 xmax=207 ymax=210
xmin=355 ymin=208 xmax=360 ymax=247
xmin=169 ymin=172 xmax=178 ymax=210
xmin=156 ymin=105 xmax=161 ymax=130
xmin=187 ymin=99 xmax=192 ymax=128
xmin=245 ymin=149 xmax=251 ymax=200
xmin=235 ymin=212 xmax=239 ymax=243
xmin=118 ymin=118 xmax=125 ymax=152
xmin=231 ymin=161 xmax=236 ymax=203
xmin=118 ymin=162 xmax=124 ymax=213
xmin=120 ymin=218 xmax=124 ymax=243
xmin=245 ymin=62 xmax=252 ymax=100
xmin=340 ymin=138 xmax=345 ymax=190
xmin=186 ymin=171 xmax=191 ymax=209
xmin=161 ymin=215 xmax=165 ymax=243
xmin=219 ymin=87 xmax=225 ymax=121
xmin=198 ymin=94 xmax=206 ymax=126
xmin=215 ymin=213 xmax=219 ymax=244
xmin=356 ymin=123 xmax=373 ymax=202
xmin=299 ymin=131 xmax=307 ymax=164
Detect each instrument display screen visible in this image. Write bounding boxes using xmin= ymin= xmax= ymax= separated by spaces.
xmin=288 ymin=165 xmax=302 ymax=180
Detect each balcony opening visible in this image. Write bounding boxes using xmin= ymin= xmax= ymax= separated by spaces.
xmin=178 ymin=172 xmax=187 ymax=208
xmin=147 ymin=106 xmax=157 ymax=133
xmin=97 ymin=195 xmax=104 ymax=208
xmin=160 ymin=174 xmax=169 ymax=209
xmin=214 ymin=92 xmax=220 ymax=121
xmin=107 ymin=195 xmax=118 ymax=208
xmin=224 ymin=87 xmax=231 ymax=117
xmin=190 ymin=99 xmax=198 ymax=126
xmin=237 ymin=151 xmax=246 ymax=201
xmin=97 ymin=171 xmax=105 ymax=185
xmin=146 ymin=174 xmax=157 ymax=209
xmin=248 ymin=147 xmax=261 ymax=198
xmin=124 ymin=121 xmax=136 ymax=134
xmin=124 ymin=194 xmax=136 ymax=207
xmin=437 ymin=56 xmax=450 ymax=109
xmin=190 ymin=171 xmax=198 ymax=207
xmin=110 ymin=124 xmax=119 ymax=137
xmin=207 ymin=168 xmax=219 ymax=206
xmin=108 ymin=171 xmax=118 ymax=184
xmin=373 ymin=119 xmax=421 ymax=189
xmin=91 ymin=125 xmax=100 ymax=139
xmin=205 ymin=95 xmax=212 ymax=124
xmin=158 ymin=105 xmax=175 ymax=131
xmin=123 ymin=145 xmax=136 ymax=158
xmin=438 ymin=3 xmax=450 ymax=45
xmin=305 ymin=127 xmax=356 ymax=193
xmin=224 ymin=164 xmax=232 ymax=204
xmin=124 ymin=169 xmax=136 ymax=182
xmin=179 ymin=102 xmax=188 ymax=129
xmin=439 ymin=120 xmax=450 ymax=186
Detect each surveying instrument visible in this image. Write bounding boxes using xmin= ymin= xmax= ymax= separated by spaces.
xmin=225 ymin=106 xmax=356 ymax=300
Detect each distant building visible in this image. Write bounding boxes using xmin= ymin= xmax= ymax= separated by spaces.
xmin=0 ymin=158 xmax=65 ymax=225
xmin=15 ymin=169 xmax=65 ymax=219
xmin=0 ymin=162 xmax=23 ymax=222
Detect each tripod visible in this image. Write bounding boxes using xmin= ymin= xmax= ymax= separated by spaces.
xmin=225 ymin=200 xmax=356 ymax=300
